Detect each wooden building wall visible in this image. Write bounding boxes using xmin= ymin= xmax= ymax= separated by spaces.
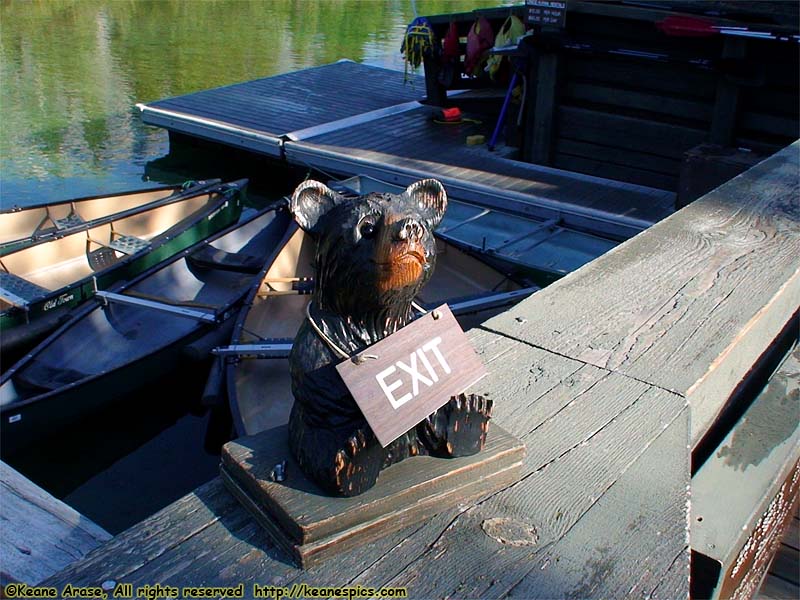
xmin=423 ymin=1 xmax=799 ymax=191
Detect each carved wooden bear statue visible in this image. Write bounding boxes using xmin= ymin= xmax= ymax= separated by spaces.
xmin=287 ymin=178 xmax=493 ymax=497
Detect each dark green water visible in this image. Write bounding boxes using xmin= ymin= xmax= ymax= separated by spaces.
xmin=0 ymin=0 xmax=509 ymax=534
xmin=1 ymin=0 xmax=506 ymax=205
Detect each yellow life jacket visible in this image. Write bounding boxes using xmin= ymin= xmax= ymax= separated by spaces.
xmin=487 ymin=15 xmax=526 ymax=79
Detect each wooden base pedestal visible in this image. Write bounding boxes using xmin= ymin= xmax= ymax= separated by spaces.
xmin=220 ymin=424 xmax=525 ymax=568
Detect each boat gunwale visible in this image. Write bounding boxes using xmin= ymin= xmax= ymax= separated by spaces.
xmin=225 ymin=221 xmax=301 ymax=437
xmin=0 ymin=179 xmax=222 ymax=255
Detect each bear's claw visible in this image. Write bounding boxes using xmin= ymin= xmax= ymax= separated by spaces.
xmin=418 ymin=393 xmax=493 ymax=458
xmin=332 ymin=428 xmax=383 ymax=496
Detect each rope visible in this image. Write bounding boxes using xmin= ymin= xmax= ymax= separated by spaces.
xmin=306 ymin=301 xmax=351 ymax=360
xmin=306 ymin=300 xmax=426 ymax=361
xmin=402 ymin=17 xmax=436 ymax=84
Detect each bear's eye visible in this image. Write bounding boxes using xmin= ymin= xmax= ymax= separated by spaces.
xmin=359 ymin=222 xmax=376 ymax=239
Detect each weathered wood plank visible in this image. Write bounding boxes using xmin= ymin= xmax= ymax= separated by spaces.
xmin=42 ymin=328 xmax=688 ymax=598
xmin=557 ymin=106 xmax=707 ymax=160
xmin=104 ymin=507 xmax=273 ymax=587
xmin=144 ymin=61 xmax=424 ymax=137
xmin=527 ymin=52 xmax=560 ymax=165
xmin=651 ymin=547 xmax=691 ymax=600
xmin=769 ymin=543 xmax=799 ymax=586
xmin=556 ymin=139 xmax=683 ymax=178
xmin=784 ymin=515 xmax=800 ymax=552
xmin=500 ymin=404 xmax=689 ymax=600
xmin=741 ymin=112 xmax=800 ymax=140
xmin=759 ymin=572 xmax=799 ymax=600
xmin=554 ymin=152 xmax=678 ymax=190
xmin=0 ymin=462 xmax=111 ymax=586
xmin=565 ymin=56 xmax=717 ymax=101
xmin=44 ymin=478 xmax=241 ymax=588
xmin=482 ymin=141 xmax=800 ymax=445
xmin=222 ymin=425 xmax=522 ymax=545
xmin=351 ymin=336 xmax=687 ymax=599
xmin=564 ymin=81 xmax=713 ymax=124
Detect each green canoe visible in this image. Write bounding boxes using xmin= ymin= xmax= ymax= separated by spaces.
xmin=0 ymin=179 xmax=245 ymax=357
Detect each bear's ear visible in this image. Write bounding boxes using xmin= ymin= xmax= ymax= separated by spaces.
xmin=290 ymin=180 xmax=341 ymax=233
xmin=404 ymin=179 xmax=447 ymax=229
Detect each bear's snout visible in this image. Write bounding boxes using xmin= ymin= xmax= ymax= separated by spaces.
xmin=395 ymin=218 xmax=424 ymax=243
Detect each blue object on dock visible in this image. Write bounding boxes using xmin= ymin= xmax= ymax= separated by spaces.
xmin=488 ymin=71 xmax=519 ymax=151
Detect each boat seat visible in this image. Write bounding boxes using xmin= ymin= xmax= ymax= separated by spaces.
xmin=187 ymin=245 xmax=264 ymax=274
xmin=52 ymin=212 xmax=86 ymax=230
xmin=107 ymin=234 xmax=150 ymax=255
xmin=34 ymin=204 xmax=86 ymax=236
xmin=0 ymin=272 xmax=50 ymax=307
xmin=86 ymin=246 xmax=119 ymax=272
xmin=86 ymin=230 xmax=151 ymax=261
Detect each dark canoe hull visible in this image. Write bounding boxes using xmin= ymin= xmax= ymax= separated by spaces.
xmin=0 ymin=202 xmax=293 ymax=454
xmin=0 ymin=179 xmax=221 ymax=256
xmin=0 ymin=302 xmax=204 ymax=454
xmin=224 ymin=224 xmax=302 ymax=438
xmin=0 ymin=180 xmax=246 ymax=357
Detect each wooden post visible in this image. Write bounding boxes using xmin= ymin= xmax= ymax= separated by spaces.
xmin=710 ymin=38 xmax=747 ymax=146
xmin=423 ymin=57 xmax=448 ymax=107
xmin=524 ymin=49 xmax=560 ymax=164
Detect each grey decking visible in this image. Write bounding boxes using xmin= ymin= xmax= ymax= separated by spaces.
xmin=138 ymin=61 xmax=674 ymax=238
xmin=138 ymin=61 xmax=425 ymax=157
xmin=284 ymin=104 xmax=675 ymax=238
xmin=484 ymin=142 xmax=800 ymax=449
xmin=0 ymin=461 xmax=110 ymax=586
xmin=43 ymin=302 xmax=690 ymax=599
xmin=42 ymin=135 xmax=798 ymax=600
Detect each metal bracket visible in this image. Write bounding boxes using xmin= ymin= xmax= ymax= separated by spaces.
xmin=212 ymin=342 xmax=293 ymax=359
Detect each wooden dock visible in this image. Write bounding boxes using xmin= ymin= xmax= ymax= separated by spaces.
xmin=138 ymin=61 xmax=424 ymax=159
xmin=138 ymin=60 xmax=675 ymax=241
xmin=0 ymin=461 xmax=110 ymax=587
xmin=758 ymin=500 xmax=799 ymax=600
xmin=42 ymin=140 xmax=798 ymax=598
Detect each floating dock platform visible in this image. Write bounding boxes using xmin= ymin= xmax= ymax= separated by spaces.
xmin=138 ymin=61 xmax=675 ymax=241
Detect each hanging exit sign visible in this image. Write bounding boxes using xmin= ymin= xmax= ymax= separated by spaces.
xmin=336 ymin=305 xmax=487 ymax=447
xmin=526 ymin=0 xmax=568 ymax=28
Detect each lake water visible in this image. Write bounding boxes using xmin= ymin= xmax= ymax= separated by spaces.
xmin=0 ymin=0 xmax=509 ymax=534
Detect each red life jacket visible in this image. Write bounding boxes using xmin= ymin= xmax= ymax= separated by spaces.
xmin=443 ymin=21 xmax=460 ymax=62
xmin=464 ymin=17 xmax=495 ymax=76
